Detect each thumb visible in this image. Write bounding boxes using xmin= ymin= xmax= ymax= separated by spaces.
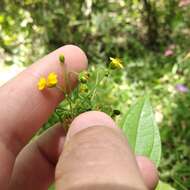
xmin=55 ymin=111 xmax=148 ymax=190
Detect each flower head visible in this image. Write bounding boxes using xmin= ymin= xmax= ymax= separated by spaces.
xmin=109 ymin=57 xmax=123 ymax=69
xmin=47 ymin=72 xmax=58 ymax=88
xmin=79 ymin=71 xmax=90 ymax=83
xmin=38 ymin=77 xmax=46 ymax=90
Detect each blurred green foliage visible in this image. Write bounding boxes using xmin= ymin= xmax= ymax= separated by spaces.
xmin=1 ymin=0 xmax=190 ymax=189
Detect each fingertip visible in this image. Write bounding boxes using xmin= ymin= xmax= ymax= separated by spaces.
xmin=56 ymin=112 xmax=148 ymax=190
xmin=136 ymin=156 xmax=159 ymax=190
xmin=67 ymin=111 xmax=117 ymax=141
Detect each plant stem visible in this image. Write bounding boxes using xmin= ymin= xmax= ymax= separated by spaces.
xmin=63 ymin=65 xmax=74 ymax=117
xmin=91 ymin=70 xmax=100 ymax=101
xmin=66 ymin=94 xmax=74 ymax=117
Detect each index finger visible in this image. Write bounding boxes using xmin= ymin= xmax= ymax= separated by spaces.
xmin=0 ymin=45 xmax=87 ymax=179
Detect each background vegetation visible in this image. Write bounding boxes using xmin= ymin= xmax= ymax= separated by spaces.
xmin=0 ymin=0 xmax=190 ymax=189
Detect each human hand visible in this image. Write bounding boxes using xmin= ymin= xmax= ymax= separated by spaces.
xmin=0 ymin=45 xmax=158 ymax=190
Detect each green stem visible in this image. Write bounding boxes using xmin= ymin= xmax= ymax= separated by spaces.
xmin=65 ymin=94 xmax=74 ymax=117
xmin=90 ymin=71 xmax=100 ymax=101
xmin=63 ymin=65 xmax=74 ymax=117
xmin=56 ymin=85 xmax=74 ymax=117
xmin=64 ymin=66 xmax=72 ymax=94
xmin=90 ymin=69 xmax=107 ymax=102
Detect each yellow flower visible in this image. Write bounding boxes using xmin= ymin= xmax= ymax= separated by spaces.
xmin=109 ymin=57 xmax=123 ymax=69
xmin=79 ymin=71 xmax=90 ymax=83
xmin=47 ymin=72 xmax=58 ymax=88
xmin=38 ymin=77 xmax=46 ymax=91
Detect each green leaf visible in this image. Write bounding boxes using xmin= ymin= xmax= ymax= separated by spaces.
xmin=156 ymin=181 xmax=176 ymax=190
xmin=120 ymin=96 xmax=161 ymax=166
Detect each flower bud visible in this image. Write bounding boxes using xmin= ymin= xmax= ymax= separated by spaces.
xmin=59 ymin=54 xmax=65 ymax=63
xmin=79 ymin=71 xmax=90 ymax=83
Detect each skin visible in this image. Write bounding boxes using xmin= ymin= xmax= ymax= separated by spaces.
xmin=0 ymin=45 xmax=158 ymax=190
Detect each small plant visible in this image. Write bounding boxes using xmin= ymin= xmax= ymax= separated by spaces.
xmin=37 ymin=54 xmax=161 ymax=171
xmin=37 ymin=56 xmax=124 ymax=131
